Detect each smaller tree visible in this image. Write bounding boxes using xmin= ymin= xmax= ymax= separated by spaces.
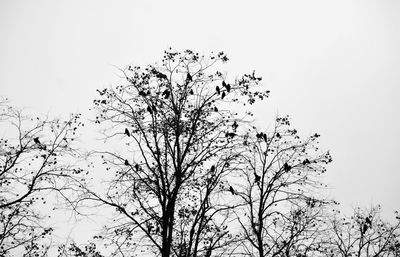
xmin=0 ymin=99 xmax=83 ymax=256
xmin=236 ymin=116 xmax=333 ymax=257
xmin=323 ymin=206 xmax=400 ymax=257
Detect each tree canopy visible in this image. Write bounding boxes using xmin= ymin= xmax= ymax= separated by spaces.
xmin=0 ymin=50 xmax=399 ymax=257
xmin=0 ymin=98 xmax=83 ymax=256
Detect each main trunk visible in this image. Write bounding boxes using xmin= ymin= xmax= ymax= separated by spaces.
xmin=162 ymin=198 xmax=177 ymax=257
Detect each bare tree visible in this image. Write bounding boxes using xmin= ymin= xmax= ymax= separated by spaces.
xmin=0 ymin=99 xmax=83 ymax=256
xmin=46 ymin=50 xmax=399 ymax=257
xmin=322 ymin=206 xmax=400 ymax=257
xmin=75 ymin=49 xmax=269 ymax=257
xmin=235 ymin=116 xmax=333 ymax=257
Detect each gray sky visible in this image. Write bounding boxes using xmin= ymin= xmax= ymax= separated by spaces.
xmin=1 ymin=0 xmax=399 ymax=224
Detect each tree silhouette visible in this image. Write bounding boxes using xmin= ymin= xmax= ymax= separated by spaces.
xmin=76 ymin=49 xmax=269 ymax=257
xmin=235 ymin=116 xmax=333 ymax=257
xmin=42 ymin=49 xmax=400 ymax=257
xmin=0 ymin=99 xmax=83 ymax=256
xmin=322 ymin=206 xmax=400 ymax=257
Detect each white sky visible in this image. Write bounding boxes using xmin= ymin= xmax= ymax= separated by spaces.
xmin=1 ymin=0 xmax=399 ymax=233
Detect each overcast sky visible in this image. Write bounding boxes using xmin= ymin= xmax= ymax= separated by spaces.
xmin=1 ymin=0 xmax=399 ymax=230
